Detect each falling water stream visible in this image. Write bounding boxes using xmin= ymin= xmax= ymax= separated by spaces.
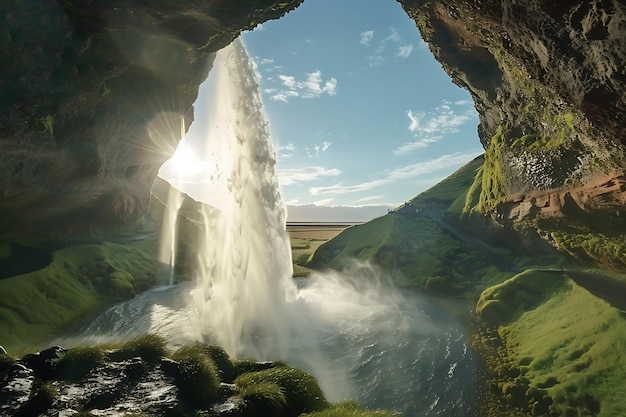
xmin=63 ymin=40 xmax=477 ymax=416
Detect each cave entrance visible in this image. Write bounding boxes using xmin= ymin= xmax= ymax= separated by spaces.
xmin=158 ymin=0 xmax=481 ymax=222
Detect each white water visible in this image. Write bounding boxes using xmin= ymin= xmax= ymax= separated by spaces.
xmin=61 ymin=39 xmax=476 ymax=416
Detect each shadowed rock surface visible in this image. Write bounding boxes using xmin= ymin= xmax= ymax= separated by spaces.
xmin=1 ymin=0 xmax=625 ymax=243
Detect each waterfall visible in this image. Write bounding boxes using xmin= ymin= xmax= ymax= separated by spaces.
xmin=158 ymin=185 xmax=184 ymax=286
xmin=176 ymin=39 xmax=297 ymax=359
xmin=66 ymin=38 xmax=476 ymax=415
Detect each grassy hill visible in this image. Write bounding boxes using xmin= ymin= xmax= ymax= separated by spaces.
xmin=306 ymin=154 xmax=626 ymax=417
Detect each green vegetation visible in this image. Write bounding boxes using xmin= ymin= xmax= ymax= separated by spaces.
xmin=0 ymin=238 xmax=159 ymax=352
xmin=302 ymin=402 xmax=399 ymax=417
xmin=237 ymin=382 xmax=288 ymax=415
xmin=552 ymin=230 xmax=626 ymax=273
xmin=487 ymin=274 xmax=626 ymax=416
xmin=235 ymin=366 xmax=330 ymax=417
xmin=114 ymin=334 xmax=169 ymax=362
xmin=476 ymin=270 xmax=567 ymax=326
xmin=479 ymin=127 xmax=509 ymax=212
xmin=288 ymin=226 xmax=347 ymax=277
xmin=40 ymin=115 xmax=54 ymax=138
xmin=309 ymin=210 xmax=491 ymax=294
xmin=412 ymin=154 xmax=484 ymax=209
xmin=56 ymin=346 xmax=107 ymax=380
xmin=171 ymin=345 xmax=222 ymax=408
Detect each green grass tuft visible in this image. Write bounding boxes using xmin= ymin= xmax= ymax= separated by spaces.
xmin=56 ymin=346 xmax=107 ymax=380
xmin=236 ymin=382 xmax=288 ymax=415
xmin=302 ymin=405 xmax=400 ymax=417
xmin=235 ymin=367 xmax=330 ymax=417
xmin=114 ymin=334 xmax=169 ymax=362
xmin=171 ymin=345 xmax=221 ymax=408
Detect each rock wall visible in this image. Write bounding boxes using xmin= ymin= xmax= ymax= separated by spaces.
xmin=0 ymin=0 xmax=303 ymax=240
xmin=1 ymin=0 xmax=624 ymax=241
xmin=399 ymin=0 xmax=626 ymax=209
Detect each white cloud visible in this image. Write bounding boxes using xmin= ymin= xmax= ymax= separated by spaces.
xmin=360 ymin=30 xmax=374 ymax=46
xmin=407 ymin=110 xmax=420 ymax=132
xmin=309 ymin=151 xmax=482 ymax=195
xmin=393 ymin=136 xmax=441 ymax=155
xmin=396 ymin=103 xmax=477 ymax=155
xmin=270 ymin=70 xmax=338 ymax=102
xmin=407 ymin=103 xmax=477 ymax=135
xmin=279 ymin=142 xmax=296 ymax=152
xmin=279 ymin=74 xmax=296 ymax=88
xmin=312 ymin=198 xmax=334 ymax=206
xmin=271 ymin=90 xmax=299 ymax=102
xmin=323 ymin=78 xmax=337 ymax=95
xmin=383 ymin=28 xmax=400 ymax=44
xmin=312 ymin=141 xmax=332 ymax=156
xmin=396 ymin=44 xmax=414 ymax=58
xmin=277 ymin=166 xmax=341 ymax=186
xmin=277 ymin=142 xmax=296 ymax=160
xmin=367 ymin=27 xmax=403 ymax=67
xmin=368 ymin=55 xmax=386 ymax=67
xmin=353 ymin=195 xmax=384 ymax=203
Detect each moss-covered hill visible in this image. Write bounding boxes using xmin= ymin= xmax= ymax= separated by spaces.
xmin=307 ymin=155 xmax=626 ymax=417
xmin=0 ymin=178 xmax=206 ymax=353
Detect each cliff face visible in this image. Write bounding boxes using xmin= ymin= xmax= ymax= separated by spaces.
xmin=398 ymin=0 xmax=626 ymax=267
xmin=400 ymin=0 xmax=625 ymax=197
xmin=2 ymin=0 xmax=625 ymax=245
xmin=0 ymin=0 xmax=302 ymax=240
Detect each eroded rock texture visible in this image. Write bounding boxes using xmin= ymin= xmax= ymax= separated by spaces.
xmin=400 ymin=1 xmax=625 ymax=202
xmin=1 ymin=0 xmax=625 ymax=243
xmin=0 ymin=0 xmax=302 ymax=240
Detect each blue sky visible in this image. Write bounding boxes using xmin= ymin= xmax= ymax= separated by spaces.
xmin=160 ymin=0 xmax=483 ymax=220
xmin=241 ymin=0 xmax=483 ymax=208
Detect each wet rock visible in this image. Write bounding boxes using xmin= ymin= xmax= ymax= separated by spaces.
xmin=160 ymin=357 xmax=180 ymax=378
xmin=124 ymin=357 xmax=148 ymax=380
xmin=21 ymin=346 xmax=65 ymax=380
xmin=0 ymin=364 xmax=34 ymax=415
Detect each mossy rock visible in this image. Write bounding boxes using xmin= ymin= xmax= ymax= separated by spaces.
xmin=56 ymin=346 xmax=107 ymax=380
xmin=112 ymin=334 xmax=169 ymax=363
xmin=476 ymin=270 xmax=567 ymax=325
xmin=171 ymin=345 xmax=221 ymax=409
xmin=235 ymin=367 xmax=329 ymax=417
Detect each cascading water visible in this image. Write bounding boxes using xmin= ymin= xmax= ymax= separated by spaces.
xmin=157 ymin=185 xmax=184 ymax=286
xmin=62 ymin=39 xmax=477 ymax=416
xmin=182 ymin=39 xmax=297 ymax=359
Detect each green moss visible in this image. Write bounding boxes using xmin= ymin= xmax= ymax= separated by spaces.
xmin=40 ymin=115 xmax=54 ymax=138
xmin=0 ymin=238 xmax=159 ymax=352
xmin=476 ymin=270 xmax=568 ymax=326
xmin=479 ymin=127 xmax=509 ymax=212
xmin=495 ymin=276 xmax=626 ymax=416
xmin=56 ymin=346 xmax=107 ymax=380
xmin=308 ymin=216 xmax=394 ymax=269
xmin=236 ymin=382 xmax=288 ymax=415
xmin=552 ymin=230 xmax=626 ymax=272
xmin=412 ymin=154 xmax=484 ymax=209
xmin=460 ymin=164 xmax=484 ymax=216
xmin=235 ymin=367 xmax=330 ymax=417
xmin=171 ymin=345 xmax=221 ymax=408
xmin=0 ymin=242 xmax=11 ymax=259
xmin=114 ymin=334 xmax=169 ymax=362
xmin=302 ymin=407 xmax=399 ymax=417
